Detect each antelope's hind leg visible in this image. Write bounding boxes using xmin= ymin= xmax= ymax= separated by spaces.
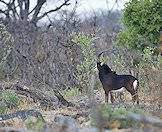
xmin=110 ymin=91 xmax=115 ymax=103
xmin=134 ymin=92 xmax=139 ymax=105
xmin=105 ymin=91 xmax=114 ymax=104
xmin=105 ymin=91 xmax=109 ymax=103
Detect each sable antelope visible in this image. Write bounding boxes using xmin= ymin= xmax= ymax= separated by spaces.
xmin=97 ymin=51 xmax=139 ymax=104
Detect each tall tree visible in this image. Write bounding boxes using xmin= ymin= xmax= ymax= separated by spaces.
xmin=0 ymin=0 xmax=71 ymax=26
xmin=117 ymin=0 xmax=162 ymax=51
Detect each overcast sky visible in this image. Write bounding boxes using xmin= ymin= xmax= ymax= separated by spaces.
xmin=41 ymin=0 xmax=128 ymax=20
xmin=0 ymin=0 xmax=128 ymax=23
xmin=78 ymin=0 xmax=128 ymax=12
xmin=45 ymin=0 xmax=128 ymax=14
xmin=1 ymin=0 xmax=128 ymax=14
xmin=1 ymin=0 xmax=128 ymax=15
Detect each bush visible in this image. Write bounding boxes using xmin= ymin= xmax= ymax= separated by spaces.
xmin=63 ymin=87 xmax=81 ymax=98
xmin=72 ymin=33 xmax=96 ymax=93
xmin=1 ymin=90 xmax=20 ymax=109
xmin=117 ymin=0 xmax=162 ymax=51
xmin=91 ymin=104 xmax=145 ymax=129
xmin=25 ymin=117 xmax=45 ymax=131
xmin=0 ymin=23 xmax=14 ymax=80
xmin=0 ymin=101 xmax=7 ymax=114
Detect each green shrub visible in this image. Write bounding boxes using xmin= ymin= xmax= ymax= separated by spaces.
xmin=0 ymin=101 xmax=7 ymax=114
xmin=25 ymin=117 xmax=45 ymax=131
xmin=1 ymin=90 xmax=20 ymax=109
xmin=72 ymin=33 xmax=96 ymax=93
xmin=117 ymin=0 xmax=162 ymax=52
xmin=91 ymin=104 xmax=144 ymax=129
xmin=0 ymin=23 xmax=14 ymax=80
xmin=63 ymin=88 xmax=81 ymax=98
xmin=0 ymin=68 xmax=6 ymax=80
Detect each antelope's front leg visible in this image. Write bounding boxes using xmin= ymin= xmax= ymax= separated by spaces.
xmin=133 ymin=93 xmax=139 ymax=105
xmin=135 ymin=90 xmax=139 ymax=104
xmin=105 ymin=91 xmax=109 ymax=103
xmin=105 ymin=91 xmax=113 ymax=104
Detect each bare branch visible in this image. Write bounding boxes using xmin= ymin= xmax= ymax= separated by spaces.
xmin=17 ymin=0 xmax=23 ymax=19
xmin=0 ymin=0 xmax=8 ymax=5
xmin=31 ymin=0 xmax=46 ymax=24
xmin=25 ymin=0 xmax=30 ymax=12
xmin=32 ymin=0 xmax=70 ymax=24
xmin=0 ymin=0 xmax=72 ymax=25
xmin=0 ymin=0 xmax=11 ymax=19
xmin=0 ymin=9 xmax=6 ymax=15
xmin=10 ymin=0 xmax=18 ymax=19
xmin=24 ymin=0 xmax=30 ymax=20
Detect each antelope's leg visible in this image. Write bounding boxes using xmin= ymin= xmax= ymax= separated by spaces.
xmin=107 ymin=91 xmax=113 ymax=103
xmin=136 ymin=94 xmax=139 ymax=104
xmin=105 ymin=91 xmax=112 ymax=103
xmin=105 ymin=91 xmax=108 ymax=103
xmin=125 ymin=88 xmax=137 ymax=104
xmin=110 ymin=92 xmax=115 ymax=103
xmin=135 ymin=90 xmax=139 ymax=104
xmin=131 ymin=93 xmax=140 ymax=104
xmin=130 ymin=88 xmax=139 ymax=104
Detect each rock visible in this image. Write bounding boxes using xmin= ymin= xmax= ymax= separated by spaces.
xmin=37 ymin=114 xmax=78 ymax=132
xmin=54 ymin=115 xmax=77 ymax=126
xmin=0 ymin=127 xmax=27 ymax=132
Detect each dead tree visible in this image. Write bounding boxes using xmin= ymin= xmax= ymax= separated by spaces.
xmin=0 ymin=0 xmax=71 ymax=26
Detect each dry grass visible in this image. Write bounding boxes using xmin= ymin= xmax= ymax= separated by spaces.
xmin=1 ymin=78 xmax=162 ymax=131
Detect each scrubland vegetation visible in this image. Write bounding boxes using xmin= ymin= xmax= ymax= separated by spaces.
xmin=0 ymin=0 xmax=162 ymax=131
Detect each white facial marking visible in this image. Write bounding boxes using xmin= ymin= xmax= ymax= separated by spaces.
xmin=101 ymin=62 xmax=104 ymax=65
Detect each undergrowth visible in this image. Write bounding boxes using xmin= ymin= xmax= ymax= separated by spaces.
xmin=63 ymin=87 xmax=81 ymax=98
xmin=91 ymin=104 xmax=147 ymax=129
xmin=0 ymin=90 xmax=20 ymax=113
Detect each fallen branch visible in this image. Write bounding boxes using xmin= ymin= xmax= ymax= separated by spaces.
xmin=14 ymin=83 xmax=74 ymax=108
xmin=0 ymin=109 xmax=45 ymax=122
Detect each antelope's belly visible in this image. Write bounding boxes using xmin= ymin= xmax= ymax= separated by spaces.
xmin=111 ymin=87 xmax=125 ymax=93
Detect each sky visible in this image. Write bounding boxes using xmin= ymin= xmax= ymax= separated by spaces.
xmin=0 ymin=0 xmax=128 ymax=15
xmin=42 ymin=0 xmax=128 ymax=20
xmin=44 ymin=0 xmax=128 ymax=14
xmin=0 ymin=0 xmax=129 ymax=23
xmin=78 ymin=0 xmax=128 ymax=12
